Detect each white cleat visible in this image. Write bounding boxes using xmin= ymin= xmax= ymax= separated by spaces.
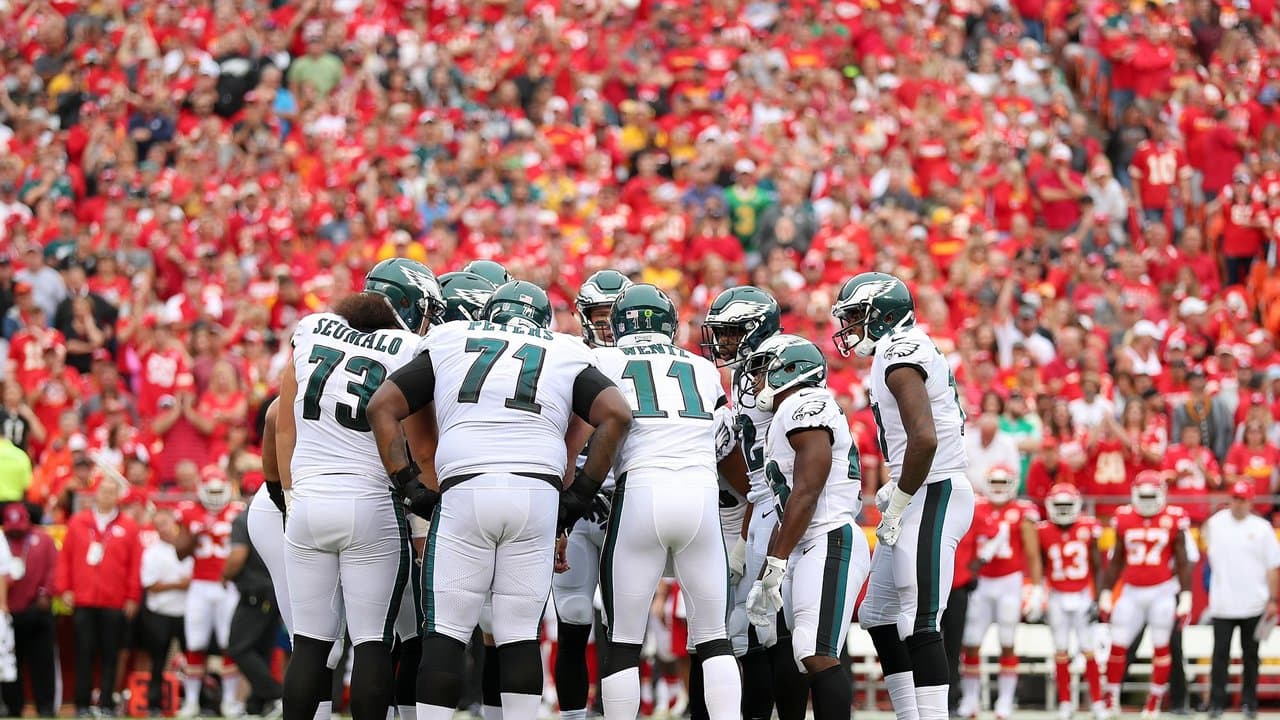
xmin=220 ymin=700 xmax=245 ymax=718
xmin=1059 ymin=701 xmax=1075 ymax=720
xmin=177 ymin=701 xmax=200 ymax=718
xmin=1091 ymin=700 xmax=1111 ymax=720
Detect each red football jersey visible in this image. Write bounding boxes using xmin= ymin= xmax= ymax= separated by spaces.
xmin=1038 ymin=517 xmax=1102 ymax=593
xmin=1110 ymin=504 xmax=1189 ymax=588
xmin=975 ymin=498 xmax=1041 ymax=578
xmin=179 ymin=501 xmax=244 ymax=582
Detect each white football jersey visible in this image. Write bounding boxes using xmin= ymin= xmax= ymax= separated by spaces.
xmin=290 ymin=312 xmax=429 ymax=497
xmin=732 ymin=367 xmax=774 ymax=498
xmin=426 ymin=320 xmax=599 ymax=481
xmin=764 ymin=386 xmax=863 ymax=540
xmin=593 ymin=338 xmax=726 ymax=481
xmin=867 ymin=326 xmax=969 ymax=484
xmin=714 ymin=404 xmax=748 ymax=537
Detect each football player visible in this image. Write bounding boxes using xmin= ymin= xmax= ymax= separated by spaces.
xmin=701 ymin=286 xmax=808 ymax=720
xmin=589 ymin=284 xmax=743 ymax=720
xmin=366 ymin=280 xmax=633 ymax=720
xmin=553 ymin=269 xmax=632 ymax=720
xmin=276 ymin=258 xmax=445 ymax=720
xmin=959 ymin=466 xmax=1043 ymax=720
xmin=246 ymin=399 xmax=344 ymax=720
xmin=742 ymin=335 xmax=871 ymax=720
xmin=832 ymin=272 xmax=975 ymax=720
xmin=462 ymin=260 xmax=513 ymax=287
xmin=1098 ymin=472 xmax=1192 ymax=719
xmin=438 ymin=272 xmax=497 ymax=322
xmin=1037 ymin=484 xmax=1106 ymax=720
xmin=175 ymin=465 xmax=246 ymax=718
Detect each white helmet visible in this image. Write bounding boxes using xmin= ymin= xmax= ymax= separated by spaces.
xmin=985 ymin=465 xmax=1017 ymax=504
xmin=1131 ymin=471 xmax=1167 ymax=517
xmin=198 ymin=465 xmax=232 ymax=512
xmin=1045 ymin=483 xmax=1082 ymax=525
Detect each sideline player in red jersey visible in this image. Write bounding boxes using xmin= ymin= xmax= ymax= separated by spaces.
xmin=1098 ymin=471 xmax=1192 ymax=719
xmin=175 ymin=466 xmax=246 ymax=717
xmin=1038 ymin=484 xmax=1107 ymax=720
xmin=958 ymin=467 xmax=1043 ymax=720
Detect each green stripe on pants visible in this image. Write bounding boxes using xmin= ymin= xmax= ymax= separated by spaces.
xmin=914 ymin=479 xmax=952 ymax=636
xmin=817 ymin=524 xmax=854 ymax=657
xmin=599 ymin=477 xmax=627 ymax=640
xmin=383 ymin=495 xmax=411 ymax=645
xmin=424 ymin=502 xmax=442 ymax=634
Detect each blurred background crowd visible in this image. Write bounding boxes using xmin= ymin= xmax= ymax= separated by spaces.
xmin=0 ymin=0 xmax=1279 ymax=713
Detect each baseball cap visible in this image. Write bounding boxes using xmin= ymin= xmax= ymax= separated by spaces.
xmin=1231 ymin=480 xmax=1256 ymax=500
xmin=2 ymin=504 xmax=30 ymax=533
xmin=734 ymin=158 xmax=757 ymax=175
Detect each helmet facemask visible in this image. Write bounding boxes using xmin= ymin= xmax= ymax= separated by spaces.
xmin=1132 ymin=482 xmax=1167 ymax=517
xmin=1046 ymin=490 xmax=1082 ymax=525
xmin=701 ymin=321 xmax=750 ymax=366
xmin=985 ymin=469 xmax=1017 ymax=504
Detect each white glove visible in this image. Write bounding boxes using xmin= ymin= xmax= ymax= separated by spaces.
xmin=1024 ymin=584 xmax=1046 ymax=623
xmin=754 ymin=612 xmax=779 ymax=648
xmin=728 ymin=537 xmax=747 ymax=582
xmin=876 ymin=487 xmax=913 ymax=547
xmin=746 ymin=556 xmax=786 ymax=627
xmin=875 ymin=482 xmax=897 ymax=512
xmin=1176 ymin=590 xmax=1192 ymax=621
xmin=977 ymin=523 xmax=1010 ymax=564
xmin=1097 ymin=589 xmax=1113 ymax=621
xmin=283 ymin=488 xmax=294 ymax=516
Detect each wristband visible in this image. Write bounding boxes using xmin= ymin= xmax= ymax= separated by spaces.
xmin=886 ymin=487 xmax=913 ymax=517
xmin=266 ymin=480 xmax=286 ymax=514
xmin=390 ymin=462 xmax=422 ymax=492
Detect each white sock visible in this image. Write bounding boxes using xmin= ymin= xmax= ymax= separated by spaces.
xmin=222 ymin=674 xmax=241 ymax=705
xmin=183 ymin=677 xmax=201 ymax=706
xmin=914 ymin=685 xmax=950 ymax=720
xmin=885 ymin=671 xmax=920 ymax=720
xmin=655 ymin=677 xmax=671 ymax=713
xmin=602 ymin=669 xmax=641 ymax=720
xmin=960 ymin=675 xmax=980 ymax=714
xmin=313 ymin=701 xmax=333 ymax=720
xmin=561 ymin=709 xmax=587 ymax=720
xmin=482 ymin=704 xmax=503 ymax=720
xmin=499 ymin=692 xmax=540 ymax=720
xmin=701 ymin=655 xmax=742 ymax=720
xmin=387 ymin=708 xmax=396 ymax=720
xmin=416 ymin=703 xmax=454 ymax=720
xmin=996 ymin=672 xmax=1017 ymax=715
xmin=397 ymin=704 xmax=416 ymax=720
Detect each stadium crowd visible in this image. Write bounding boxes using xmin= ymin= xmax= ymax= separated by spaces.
xmin=0 ymin=0 xmax=1279 ymax=713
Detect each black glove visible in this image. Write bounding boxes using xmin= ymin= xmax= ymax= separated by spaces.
xmin=586 ymin=488 xmax=613 ymax=525
xmin=558 ymin=469 xmax=603 ymax=536
xmin=266 ymin=480 xmax=286 ymax=515
xmin=390 ymin=462 xmax=439 ymax=519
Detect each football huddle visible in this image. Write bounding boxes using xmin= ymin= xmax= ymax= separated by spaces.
xmin=204 ymin=257 xmax=1190 ymax=720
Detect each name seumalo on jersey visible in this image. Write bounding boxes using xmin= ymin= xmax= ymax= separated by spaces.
xmin=289 ymin=312 xmax=429 ymax=497
xmin=868 ymin=327 xmax=968 ymax=484
xmin=593 ymin=342 xmax=725 ymax=481
xmin=426 ymin=320 xmax=598 ymax=481
xmin=764 ymin=387 xmax=863 ymax=541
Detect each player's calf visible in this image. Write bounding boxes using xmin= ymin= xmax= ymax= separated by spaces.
xmin=600 ymin=642 xmax=644 ymax=720
xmin=496 ymin=639 xmax=542 ymax=720
xmin=349 ymin=641 xmax=394 ymax=720
xmin=957 ymin=645 xmax=981 ymax=719
xmin=994 ymin=652 xmax=1018 ymax=719
xmin=906 ymin=631 xmax=949 ymax=720
xmin=769 ymin=635 xmax=810 ymax=720
xmin=416 ymin=633 xmax=467 ymax=720
xmin=868 ymin=624 xmax=917 ymax=720
xmin=802 ymin=656 xmax=850 ymax=720
xmin=394 ymin=636 xmax=421 ymax=720
xmin=283 ymin=637 xmax=336 ymax=720
xmin=554 ymin=621 xmax=592 ymax=720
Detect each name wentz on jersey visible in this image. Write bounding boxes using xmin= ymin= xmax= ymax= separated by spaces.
xmin=868 ymin=326 xmax=968 ymax=484
xmin=764 ymin=386 xmax=863 ymax=540
xmin=290 ymin=312 xmax=429 ymax=496
xmin=423 ymin=320 xmax=599 ymax=482
xmin=593 ymin=340 xmax=725 ymax=480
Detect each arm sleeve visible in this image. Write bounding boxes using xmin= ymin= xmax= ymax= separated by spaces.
xmin=572 ymin=366 xmax=617 ymax=421
xmin=388 ymin=351 xmax=436 ymax=415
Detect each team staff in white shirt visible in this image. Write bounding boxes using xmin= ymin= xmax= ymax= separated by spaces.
xmin=1203 ymin=481 xmax=1280 ymax=719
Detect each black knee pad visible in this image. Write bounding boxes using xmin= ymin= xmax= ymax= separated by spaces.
xmin=869 ymin=625 xmax=913 ymax=676
xmin=482 ymin=643 xmax=501 ymax=707
xmin=695 ymin=639 xmax=733 ymax=660
xmin=601 ymin=642 xmax=642 ymax=678
xmin=769 ymin=637 xmax=810 ymax=720
xmin=350 ymin=641 xmax=394 ymax=720
xmin=906 ymin=630 xmax=948 ymax=687
xmin=555 ymin=623 xmax=592 ymax=710
xmin=417 ymin=633 xmax=467 ymax=708
xmin=283 ymin=636 xmax=334 ymax=720
xmin=395 ymin=636 xmax=422 ymax=705
xmin=497 ymin=640 xmax=542 ymax=697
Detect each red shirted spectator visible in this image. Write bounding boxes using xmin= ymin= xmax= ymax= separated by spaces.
xmin=1128 ymin=123 xmax=1189 ymax=222
xmin=1216 ymin=173 xmax=1268 ymax=286
xmin=1224 ymin=418 xmax=1280 ymax=514
xmin=55 ymin=480 xmax=141 ymax=716
xmin=3 ymin=502 xmax=57 ymax=716
xmin=1165 ymin=424 xmax=1224 ymax=523
xmin=191 ymin=360 xmax=247 ymax=465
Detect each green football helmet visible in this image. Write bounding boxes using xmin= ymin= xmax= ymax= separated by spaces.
xmin=463 ymin=259 xmax=513 ymax=286
xmin=483 ymin=280 xmax=553 ymax=329
xmin=576 ymin=269 xmax=634 ymax=347
xmin=700 ymin=285 xmax=782 ymax=367
xmin=438 ymin=271 xmax=497 ymax=323
xmin=610 ymin=284 xmax=678 ymax=342
xmin=363 ymin=258 xmax=444 ymax=333
xmin=741 ymin=334 xmax=828 ymax=412
xmin=831 ymin=272 xmax=916 ymax=357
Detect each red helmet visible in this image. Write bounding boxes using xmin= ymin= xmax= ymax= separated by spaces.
xmin=1045 ymin=483 xmax=1082 ymax=525
xmin=1131 ymin=470 xmax=1167 ymax=517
